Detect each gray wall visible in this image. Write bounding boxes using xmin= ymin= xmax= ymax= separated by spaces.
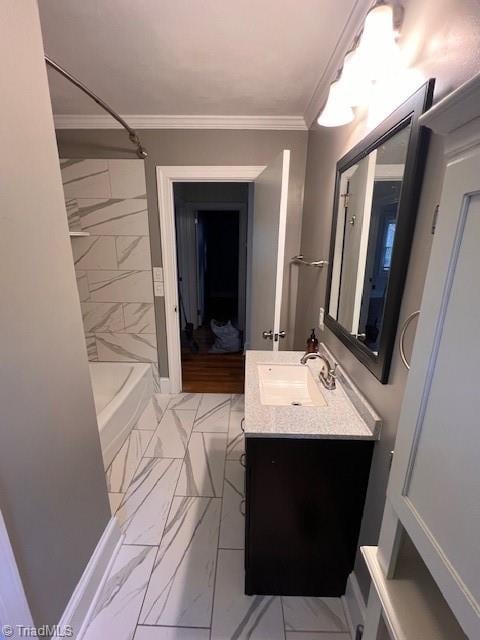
xmin=294 ymin=0 xmax=480 ymax=599
xmin=56 ymin=129 xmax=308 ymax=372
xmin=0 ymin=1 xmax=110 ymax=625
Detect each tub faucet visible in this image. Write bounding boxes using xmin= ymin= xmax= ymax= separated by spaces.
xmin=300 ymin=352 xmax=337 ymax=390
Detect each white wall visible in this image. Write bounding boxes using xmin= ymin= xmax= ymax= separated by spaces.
xmin=0 ymin=0 xmax=110 ymax=625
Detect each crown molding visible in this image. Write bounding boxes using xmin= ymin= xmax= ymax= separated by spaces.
xmin=53 ymin=114 xmax=307 ymax=131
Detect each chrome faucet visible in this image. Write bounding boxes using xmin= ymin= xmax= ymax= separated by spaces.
xmin=300 ymin=352 xmax=337 ymax=390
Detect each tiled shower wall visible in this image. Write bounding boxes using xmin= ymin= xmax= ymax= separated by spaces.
xmin=61 ymin=159 xmax=158 ymax=364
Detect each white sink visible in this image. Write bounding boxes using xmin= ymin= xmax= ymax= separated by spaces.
xmin=257 ymin=363 xmax=327 ymax=407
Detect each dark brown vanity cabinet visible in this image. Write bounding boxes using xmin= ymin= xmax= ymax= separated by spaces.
xmin=244 ymin=436 xmax=374 ymax=596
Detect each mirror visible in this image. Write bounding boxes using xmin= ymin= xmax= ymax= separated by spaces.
xmin=325 ymin=81 xmax=434 ymax=383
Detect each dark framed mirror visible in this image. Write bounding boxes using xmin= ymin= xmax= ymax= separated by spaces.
xmin=325 ymin=80 xmax=434 ymax=383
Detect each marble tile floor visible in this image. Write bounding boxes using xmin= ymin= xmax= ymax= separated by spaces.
xmin=93 ymin=392 xmax=351 ymax=640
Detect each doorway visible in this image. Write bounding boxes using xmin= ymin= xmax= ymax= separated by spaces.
xmin=157 ymin=157 xmax=290 ymax=395
xmin=173 ymin=183 xmax=249 ymax=393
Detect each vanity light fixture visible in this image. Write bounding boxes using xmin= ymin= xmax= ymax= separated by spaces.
xmin=340 ymin=48 xmax=373 ymax=107
xmin=359 ymin=1 xmax=399 ymax=82
xmin=317 ymin=1 xmax=399 ymax=127
xmin=317 ymin=79 xmax=355 ymax=127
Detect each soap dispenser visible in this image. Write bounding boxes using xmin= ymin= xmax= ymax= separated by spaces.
xmin=306 ymin=328 xmax=319 ymax=353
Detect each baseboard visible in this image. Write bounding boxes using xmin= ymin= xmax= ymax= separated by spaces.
xmin=54 ymin=517 xmax=122 ymax=639
xmin=342 ymin=572 xmax=367 ymax=639
xmin=159 ymin=377 xmax=171 ymax=393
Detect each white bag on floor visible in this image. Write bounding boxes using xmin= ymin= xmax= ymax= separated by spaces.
xmin=209 ymin=319 xmax=241 ymax=353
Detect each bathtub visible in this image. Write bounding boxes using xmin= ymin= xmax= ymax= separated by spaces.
xmin=89 ymin=362 xmax=153 ymax=469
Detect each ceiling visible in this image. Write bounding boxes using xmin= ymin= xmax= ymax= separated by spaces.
xmin=38 ymin=0 xmax=362 ymax=123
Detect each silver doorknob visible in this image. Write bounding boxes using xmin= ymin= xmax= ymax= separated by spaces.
xmin=262 ymin=330 xmax=273 ymax=340
xmin=279 ymin=330 xmax=287 ymax=339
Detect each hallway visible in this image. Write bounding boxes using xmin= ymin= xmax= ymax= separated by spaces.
xmin=86 ymin=392 xmax=350 ymax=639
xmin=181 ymin=353 xmax=245 ymax=394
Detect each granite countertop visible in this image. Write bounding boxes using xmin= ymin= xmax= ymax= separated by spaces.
xmin=244 ymin=345 xmax=382 ymax=440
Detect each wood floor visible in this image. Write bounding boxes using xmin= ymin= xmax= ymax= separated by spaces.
xmin=181 ymin=352 xmax=245 ymax=393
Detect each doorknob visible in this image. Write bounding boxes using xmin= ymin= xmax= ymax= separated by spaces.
xmin=279 ymin=330 xmax=287 ymax=339
xmin=262 ymin=330 xmax=274 ymax=340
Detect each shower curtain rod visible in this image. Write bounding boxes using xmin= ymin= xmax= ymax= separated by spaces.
xmin=45 ymin=56 xmax=148 ymax=159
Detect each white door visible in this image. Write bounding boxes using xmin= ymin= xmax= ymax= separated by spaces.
xmin=248 ymin=150 xmax=290 ymax=350
xmin=387 ymin=133 xmax=480 ymax=637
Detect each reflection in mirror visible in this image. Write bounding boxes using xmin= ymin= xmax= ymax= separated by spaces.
xmin=329 ymin=124 xmax=411 ymax=355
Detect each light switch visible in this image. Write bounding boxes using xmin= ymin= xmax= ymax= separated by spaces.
xmin=154 ymin=281 xmax=164 ymax=297
xmin=153 ymin=267 xmax=163 ymax=282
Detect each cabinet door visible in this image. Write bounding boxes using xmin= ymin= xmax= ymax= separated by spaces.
xmin=245 ymin=437 xmax=373 ymax=596
xmin=388 ymin=144 xmax=480 ymax=637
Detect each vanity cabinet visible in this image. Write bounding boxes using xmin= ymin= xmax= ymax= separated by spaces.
xmin=244 ymin=435 xmax=373 ymax=596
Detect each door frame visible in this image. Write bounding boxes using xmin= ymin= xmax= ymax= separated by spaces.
xmin=156 ymin=166 xmax=265 ymax=393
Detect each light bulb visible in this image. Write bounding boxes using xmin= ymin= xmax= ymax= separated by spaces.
xmin=358 ymin=3 xmax=398 ymax=82
xmin=340 ymin=48 xmax=373 ymax=107
xmin=317 ymin=80 xmax=354 ymax=127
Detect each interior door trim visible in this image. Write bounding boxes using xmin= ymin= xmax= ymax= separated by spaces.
xmin=156 ymin=165 xmax=265 ymax=393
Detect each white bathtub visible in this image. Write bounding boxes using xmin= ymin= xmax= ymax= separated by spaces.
xmin=89 ymin=362 xmax=153 ymax=469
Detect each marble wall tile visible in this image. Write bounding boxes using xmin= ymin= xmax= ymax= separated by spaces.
xmin=116 ymin=457 xmax=181 ymax=545
xmin=108 ymin=160 xmax=147 ymax=198
xmin=78 ymin=198 xmax=149 ymax=236
xmin=144 ymin=410 xmax=195 ymax=458
xmin=88 ymin=270 xmax=153 ymax=303
xmin=82 ymin=544 xmax=156 ymax=640
xmin=61 ymin=159 xmax=111 ymax=199
xmin=96 ymin=332 xmax=157 ymax=363
xmin=219 ymin=460 xmax=245 ymax=549
xmin=76 ymin=270 xmax=90 ymax=302
xmin=139 ymin=496 xmax=221 ymax=627
xmin=62 ymin=159 xmax=157 ymax=364
xmin=176 ymin=432 xmax=226 ymax=497
xmin=71 ymin=236 xmax=118 ymax=270
xmin=81 ymin=302 xmax=124 ymax=333
xmin=85 ymin=334 xmax=98 ymax=361
xmin=226 ymin=412 xmax=245 ymax=461
xmin=106 ymin=430 xmax=152 ymax=493
xmin=194 ymin=394 xmax=231 ymax=433
xmin=134 ymin=628 xmax=210 ymax=640
xmin=123 ymin=303 xmax=155 ymax=333
xmin=281 ymin=597 xmax=348 ymax=633
xmin=116 ymin=236 xmax=152 ymax=270
xmin=211 ymin=549 xmax=285 ymax=640
xmin=168 ymin=393 xmax=202 ymax=411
